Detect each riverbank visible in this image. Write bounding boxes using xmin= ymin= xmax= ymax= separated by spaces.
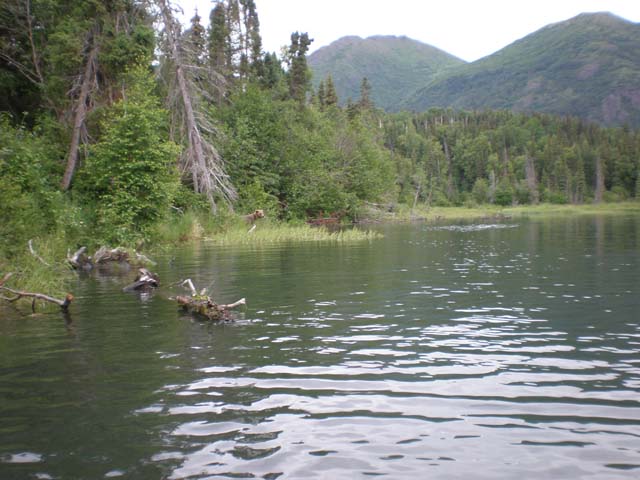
xmin=2 ymin=201 xmax=639 ymax=311
xmin=366 ymin=201 xmax=640 ymax=223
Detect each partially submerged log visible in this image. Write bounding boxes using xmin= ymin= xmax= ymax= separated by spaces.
xmin=0 ymin=273 xmax=73 ymax=312
xmin=123 ymin=268 xmax=159 ymax=292
xmin=176 ymin=295 xmax=246 ymax=321
xmin=67 ymin=246 xmax=154 ymax=270
xmin=93 ymin=246 xmax=129 ymax=265
xmin=175 ymin=278 xmax=245 ymax=321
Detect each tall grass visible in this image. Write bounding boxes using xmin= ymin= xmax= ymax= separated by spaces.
xmin=206 ymin=223 xmax=382 ymax=245
xmin=0 ymin=236 xmax=75 ymax=312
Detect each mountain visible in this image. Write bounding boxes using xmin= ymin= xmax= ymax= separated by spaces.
xmin=404 ymin=12 xmax=640 ymax=126
xmin=308 ymin=35 xmax=465 ymax=111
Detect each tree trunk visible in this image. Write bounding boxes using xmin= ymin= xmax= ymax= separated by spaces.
xmin=442 ymin=136 xmax=454 ymax=200
xmin=525 ymin=153 xmax=539 ymax=204
xmin=61 ymin=42 xmax=98 ymax=191
xmin=594 ymin=156 xmax=605 ymax=203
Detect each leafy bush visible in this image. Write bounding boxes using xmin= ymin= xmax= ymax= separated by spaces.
xmin=472 ymin=178 xmax=490 ymax=204
xmin=494 ymin=179 xmax=514 ymax=206
xmin=80 ymin=67 xmax=180 ymax=245
xmin=514 ymin=180 xmax=532 ymax=204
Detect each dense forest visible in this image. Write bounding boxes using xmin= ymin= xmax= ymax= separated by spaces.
xmin=2 ymin=0 xmax=640 ymax=263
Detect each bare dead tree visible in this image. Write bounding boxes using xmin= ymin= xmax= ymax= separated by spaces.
xmin=525 ymin=152 xmax=539 ymax=204
xmin=156 ymin=0 xmax=236 ymax=212
xmin=60 ymin=38 xmax=98 ymax=190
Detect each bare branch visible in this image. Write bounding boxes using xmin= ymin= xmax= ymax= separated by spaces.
xmin=28 ymin=239 xmax=50 ymax=266
xmin=0 ymin=285 xmax=73 ymax=311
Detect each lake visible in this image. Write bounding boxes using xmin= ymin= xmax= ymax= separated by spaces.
xmin=1 ymin=214 xmax=639 ymax=479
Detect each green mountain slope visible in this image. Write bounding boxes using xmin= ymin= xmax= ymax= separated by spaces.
xmin=404 ymin=12 xmax=640 ymax=126
xmin=308 ymin=35 xmax=464 ymax=110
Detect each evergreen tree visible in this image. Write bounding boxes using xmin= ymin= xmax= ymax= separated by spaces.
xmin=287 ymin=31 xmax=312 ymax=103
xmin=186 ymin=10 xmax=206 ymax=67
xmin=358 ymin=77 xmax=373 ymax=110
xmin=324 ymin=74 xmax=338 ymax=107
xmin=574 ymin=153 xmax=587 ymax=203
xmin=317 ymin=80 xmax=326 ymax=109
xmin=208 ymin=2 xmax=228 ymax=74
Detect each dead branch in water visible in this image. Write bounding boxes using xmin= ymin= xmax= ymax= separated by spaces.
xmin=175 ymin=278 xmax=245 ymax=321
xmin=0 ymin=276 xmax=73 ymax=312
xmin=123 ymin=268 xmax=160 ymax=292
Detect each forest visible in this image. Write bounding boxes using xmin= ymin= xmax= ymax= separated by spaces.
xmin=2 ymin=0 xmax=640 ymax=265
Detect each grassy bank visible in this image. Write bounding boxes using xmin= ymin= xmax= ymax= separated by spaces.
xmin=369 ymin=201 xmax=640 ymax=223
xmin=152 ymin=210 xmax=382 ymax=246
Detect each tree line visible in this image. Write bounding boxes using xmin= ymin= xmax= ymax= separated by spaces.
xmin=1 ymin=0 xmax=639 ymax=257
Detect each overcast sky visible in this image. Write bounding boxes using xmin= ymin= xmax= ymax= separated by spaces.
xmin=176 ymin=0 xmax=640 ymax=62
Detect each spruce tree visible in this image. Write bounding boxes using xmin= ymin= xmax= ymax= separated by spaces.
xmin=187 ymin=10 xmax=206 ymax=67
xmin=286 ymin=32 xmax=312 ymax=103
xmin=317 ymin=80 xmax=326 ymax=109
xmin=324 ymin=74 xmax=338 ymax=107
xmin=358 ymin=77 xmax=373 ymax=110
xmin=208 ymin=2 xmax=228 ymax=75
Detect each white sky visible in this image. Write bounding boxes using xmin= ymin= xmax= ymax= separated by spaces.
xmin=176 ymin=0 xmax=640 ymax=62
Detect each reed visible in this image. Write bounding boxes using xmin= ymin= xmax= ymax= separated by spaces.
xmin=206 ymin=223 xmax=382 ymax=245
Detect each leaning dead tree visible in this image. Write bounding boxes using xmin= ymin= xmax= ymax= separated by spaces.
xmin=60 ymin=37 xmax=98 ymax=190
xmin=156 ymin=0 xmax=236 ymax=212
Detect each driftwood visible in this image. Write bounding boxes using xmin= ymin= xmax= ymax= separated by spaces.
xmin=123 ymin=268 xmax=159 ymax=292
xmin=93 ymin=246 xmax=129 ymax=265
xmin=0 ymin=273 xmax=73 ymax=312
xmin=67 ymin=246 xmax=90 ymax=270
xmin=67 ymin=246 xmax=154 ymax=270
xmin=175 ymin=278 xmax=245 ymax=321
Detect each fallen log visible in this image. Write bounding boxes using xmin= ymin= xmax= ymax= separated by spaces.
xmin=93 ymin=246 xmax=129 ymax=265
xmin=123 ymin=268 xmax=159 ymax=292
xmin=67 ymin=246 xmax=155 ymax=270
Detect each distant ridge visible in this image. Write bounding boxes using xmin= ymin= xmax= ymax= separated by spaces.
xmin=308 ymin=35 xmax=465 ymax=111
xmin=309 ymin=13 xmax=640 ymax=126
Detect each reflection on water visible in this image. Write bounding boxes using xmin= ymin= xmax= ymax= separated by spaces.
xmin=1 ymin=216 xmax=640 ymax=479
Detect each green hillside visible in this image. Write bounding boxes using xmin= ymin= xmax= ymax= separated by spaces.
xmin=308 ymin=35 xmax=464 ymax=110
xmin=405 ymin=13 xmax=640 ymax=126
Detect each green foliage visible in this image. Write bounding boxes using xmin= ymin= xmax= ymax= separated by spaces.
xmin=237 ymin=179 xmax=280 ymax=218
xmin=0 ymin=116 xmax=63 ymax=256
xmin=494 ymin=179 xmax=514 ymax=206
xmin=79 ymin=67 xmax=180 ymax=245
xmin=472 ymin=178 xmax=490 ymax=204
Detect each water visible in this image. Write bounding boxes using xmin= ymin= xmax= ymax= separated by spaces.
xmin=1 ymin=215 xmax=640 ymax=479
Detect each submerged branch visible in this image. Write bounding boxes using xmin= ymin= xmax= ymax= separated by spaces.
xmin=0 ymin=284 xmax=73 ymax=312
